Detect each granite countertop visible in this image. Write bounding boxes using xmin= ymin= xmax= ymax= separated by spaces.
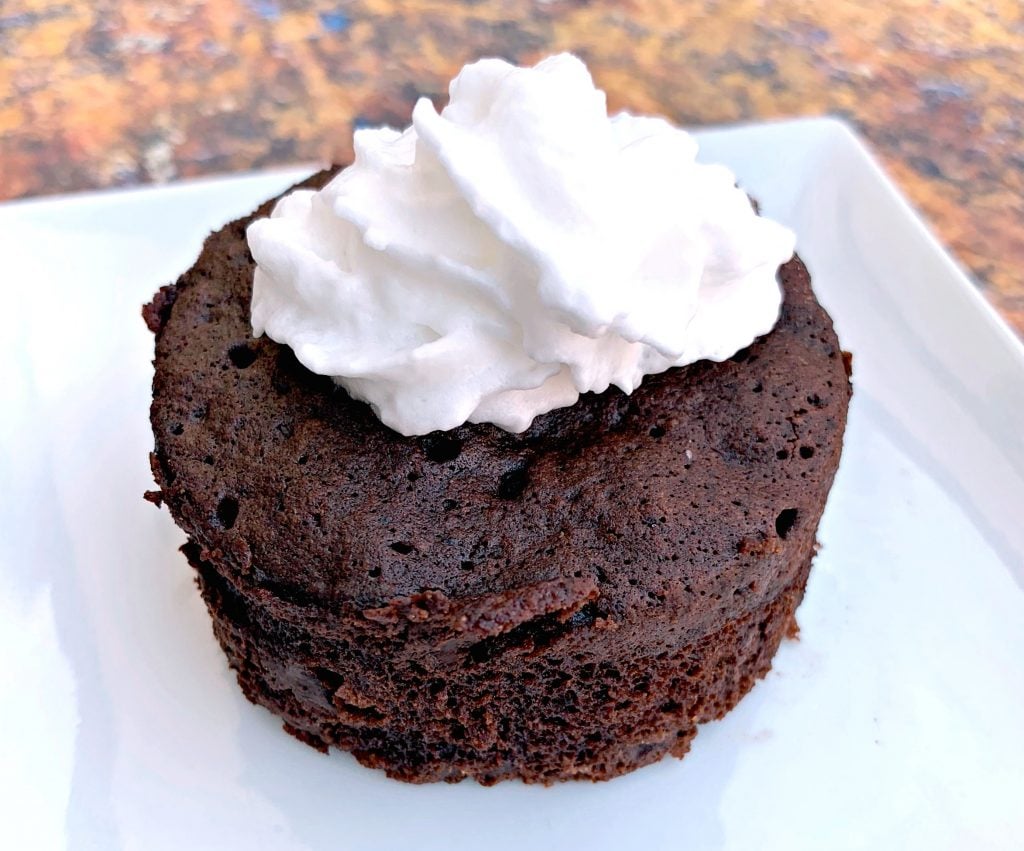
xmin=1 ymin=1 xmax=1021 ymax=333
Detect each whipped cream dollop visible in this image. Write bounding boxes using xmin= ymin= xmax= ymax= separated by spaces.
xmin=247 ymin=53 xmax=795 ymax=436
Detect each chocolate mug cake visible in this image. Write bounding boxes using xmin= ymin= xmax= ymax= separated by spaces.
xmin=145 ymin=54 xmax=851 ymax=784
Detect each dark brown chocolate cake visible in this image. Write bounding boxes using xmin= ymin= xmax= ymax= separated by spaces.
xmin=145 ymin=168 xmax=851 ymax=785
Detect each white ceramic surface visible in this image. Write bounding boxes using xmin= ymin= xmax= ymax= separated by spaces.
xmin=1 ymin=118 xmax=1022 ymax=851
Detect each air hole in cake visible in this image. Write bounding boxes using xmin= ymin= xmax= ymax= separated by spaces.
xmin=460 ymin=560 xmax=474 ymax=571
xmin=799 ymin=445 xmax=815 ymax=459
xmin=648 ymin=425 xmax=666 ymax=438
xmin=776 ymin=449 xmax=789 ymax=460
xmin=567 ymin=603 xmax=598 ymax=627
xmin=752 ymin=382 xmax=763 ymax=393
xmin=442 ymin=498 xmax=459 ymax=511
xmin=169 ymin=422 xmax=184 ymax=435
xmin=297 ymin=454 xmax=308 ymax=465
xmin=422 ymin=433 xmax=462 ymax=462
xmin=775 ymin=508 xmax=798 ymax=539
xmin=497 ymin=463 xmax=530 ymax=499
xmin=215 ymin=496 xmax=239 ymax=530
xmin=228 ymin=343 xmax=258 ymax=369
xmin=368 ymin=566 xmax=381 ymax=577
xmin=312 ymin=667 xmax=344 ymax=693
xmin=390 ymin=541 xmax=415 ymax=555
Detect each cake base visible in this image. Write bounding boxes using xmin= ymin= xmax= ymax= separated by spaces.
xmin=189 ymin=540 xmax=812 ymax=785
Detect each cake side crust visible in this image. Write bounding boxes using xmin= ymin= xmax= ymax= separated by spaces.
xmin=190 ymin=540 xmax=814 ymax=785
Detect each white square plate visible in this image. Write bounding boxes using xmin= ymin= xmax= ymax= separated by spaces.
xmin=2 ymin=118 xmax=1022 ymax=851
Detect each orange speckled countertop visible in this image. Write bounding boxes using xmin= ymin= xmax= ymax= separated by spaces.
xmin=1 ymin=1 xmax=1021 ymax=333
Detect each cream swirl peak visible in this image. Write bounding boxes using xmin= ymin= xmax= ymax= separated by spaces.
xmin=247 ymin=53 xmax=796 ymax=436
